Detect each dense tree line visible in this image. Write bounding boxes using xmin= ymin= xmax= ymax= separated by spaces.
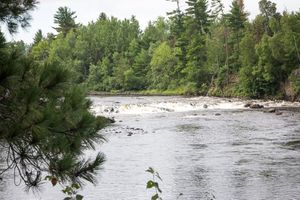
xmin=31 ymin=0 xmax=300 ymax=99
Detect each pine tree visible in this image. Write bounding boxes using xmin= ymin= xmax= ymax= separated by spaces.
xmin=167 ymin=0 xmax=188 ymax=76
xmin=53 ymin=7 xmax=79 ymax=36
xmin=186 ymin=0 xmax=211 ymax=35
xmin=33 ymin=29 xmax=43 ymax=46
xmin=226 ymin=0 xmax=248 ymax=36
xmin=0 ymin=1 xmax=110 ymax=190
xmin=258 ymin=0 xmax=280 ymax=36
xmin=0 ymin=0 xmax=37 ymax=34
xmin=225 ymin=0 xmax=248 ymax=70
xmin=211 ymin=0 xmax=225 ymax=21
xmin=184 ymin=0 xmax=212 ymax=88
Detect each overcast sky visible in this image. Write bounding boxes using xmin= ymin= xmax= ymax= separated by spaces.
xmin=3 ymin=0 xmax=300 ymax=43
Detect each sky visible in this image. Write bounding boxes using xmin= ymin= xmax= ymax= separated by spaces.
xmin=2 ymin=0 xmax=300 ymax=43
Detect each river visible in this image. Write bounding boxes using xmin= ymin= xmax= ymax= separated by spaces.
xmin=1 ymin=96 xmax=300 ymax=200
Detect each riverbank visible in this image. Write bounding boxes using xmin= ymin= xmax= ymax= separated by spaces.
xmin=89 ymin=89 xmax=188 ymax=97
xmin=88 ymin=89 xmax=300 ymax=102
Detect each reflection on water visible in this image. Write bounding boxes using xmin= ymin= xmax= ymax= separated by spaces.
xmin=1 ymin=96 xmax=300 ymax=200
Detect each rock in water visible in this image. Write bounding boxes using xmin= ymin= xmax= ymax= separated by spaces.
xmin=203 ymin=104 xmax=208 ymax=109
xmin=244 ymin=102 xmax=252 ymax=107
xmin=266 ymin=108 xmax=276 ymax=113
xmin=127 ymin=132 xmax=133 ymax=136
xmin=108 ymin=117 xmax=115 ymax=123
xmin=250 ymin=104 xmax=264 ymax=109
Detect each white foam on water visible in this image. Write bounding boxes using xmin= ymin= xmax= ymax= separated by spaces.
xmin=90 ymin=96 xmax=300 ymax=116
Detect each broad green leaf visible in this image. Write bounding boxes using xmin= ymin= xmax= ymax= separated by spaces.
xmin=151 ymin=194 xmax=159 ymax=200
xmin=146 ymin=181 xmax=162 ymax=193
xmin=76 ymin=194 xmax=84 ymax=200
xmin=146 ymin=180 xmax=155 ymax=189
xmin=72 ymin=183 xmax=80 ymax=189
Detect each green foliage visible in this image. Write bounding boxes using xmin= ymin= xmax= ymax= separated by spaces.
xmin=33 ymin=29 xmax=43 ymax=46
xmin=258 ymin=0 xmax=280 ymax=36
xmin=62 ymin=183 xmax=83 ymax=200
xmin=146 ymin=167 xmax=163 ymax=200
xmin=0 ymin=0 xmax=38 ymax=33
xmin=239 ymin=32 xmax=257 ymax=67
xmin=53 ymin=7 xmax=79 ymax=36
xmin=185 ymin=0 xmax=211 ymax=34
xmin=11 ymin=0 xmax=300 ymax=100
xmin=224 ymin=0 xmax=248 ymax=71
xmin=142 ymin=17 xmax=169 ymax=49
xmin=0 ymin=32 xmax=109 ymax=189
xmin=226 ymin=0 xmax=248 ymax=32
xmin=149 ymin=42 xmax=179 ymax=90
xmin=289 ymin=68 xmax=300 ymax=95
xmin=211 ymin=0 xmax=225 ymax=20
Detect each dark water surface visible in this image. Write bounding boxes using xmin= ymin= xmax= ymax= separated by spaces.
xmin=1 ymin=96 xmax=300 ymax=200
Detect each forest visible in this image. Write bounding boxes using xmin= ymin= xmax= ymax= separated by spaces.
xmin=27 ymin=0 xmax=300 ymax=100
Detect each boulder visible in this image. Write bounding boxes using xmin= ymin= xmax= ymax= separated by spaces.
xmin=127 ymin=132 xmax=133 ymax=136
xmin=108 ymin=117 xmax=115 ymax=123
xmin=203 ymin=104 xmax=208 ymax=109
xmin=265 ymin=108 xmax=276 ymax=113
xmin=244 ymin=102 xmax=252 ymax=107
xmin=249 ymin=104 xmax=264 ymax=109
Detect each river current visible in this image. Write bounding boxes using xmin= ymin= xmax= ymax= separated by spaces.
xmin=1 ymin=96 xmax=300 ymax=200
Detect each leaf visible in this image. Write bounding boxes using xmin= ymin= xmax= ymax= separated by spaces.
xmin=146 ymin=180 xmax=156 ymax=189
xmin=156 ymin=184 xmax=162 ymax=193
xmin=44 ymin=175 xmax=52 ymax=180
xmin=151 ymin=194 xmax=159 ymax=200
xmin=62 ymin=186 xmax=72 ymax=194
xmin=76 ymin=194 xmax=84 ymax=200
xmin=146 ymin=181 xmax=162 ymax=193
xmin=155 ymin=172 xmax=163 ymax=181
xmin=72 ymin=183 xmax=80 ymax=189
xmin=146 ymin=167 xmax=155 ymax=174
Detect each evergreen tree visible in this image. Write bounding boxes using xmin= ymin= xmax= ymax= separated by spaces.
xmin=226 ymin=0 xmax=248 ymax=33
xmin=33 ymin=29 xmax=43 ymax=46
xmin=211 ymin=0 xmax=225 ymax=21
xmin=167 ymin=0 xmax=188 ymax=75
xmin=0 ymin=1 xmax=110 ymax=190
xmin=141 ymin=17 xmax=170 ymax=49
xmin=0 ymin=0 xmax=37 ymax=33
xmin=186 ymin=0 xmax=211 ymax=34
xmin=53 ymin=7 xmax=79 ymax=36
xmin=225 ymin=0 xmax=248 ymax=70
xmin=185 ymin=0 xmax=211 ymax=88
xmin=258 ymin=0 xmax=280 ymax=36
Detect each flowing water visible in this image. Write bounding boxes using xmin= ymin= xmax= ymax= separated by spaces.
xmin=1 ymin=96 xmax=300 ymax=200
